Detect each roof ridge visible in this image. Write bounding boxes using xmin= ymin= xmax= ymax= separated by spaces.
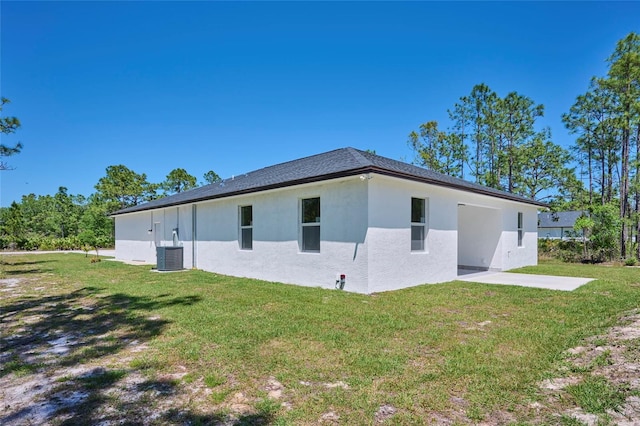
xmin=346 ymin=147 xmax=375 ymax=167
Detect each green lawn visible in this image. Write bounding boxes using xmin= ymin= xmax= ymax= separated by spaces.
xmin=1 ymin=254 xmax=639 ymax=424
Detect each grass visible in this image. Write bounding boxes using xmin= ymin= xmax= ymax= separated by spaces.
xmin=565 ymin=376 xmax=627 ymax=414
xmin=1 ymin=254 xmax=640 ymax=424
xmin=1 ymin=357 xmax=44 ymax=378
xmin=79 ymin=369 xmax=128 ymax=389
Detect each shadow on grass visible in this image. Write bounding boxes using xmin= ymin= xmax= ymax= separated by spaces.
xmin=2 ymin=268 xmax=54 ymax=276
xmin=0 ymin=258 xmax=56 ymax=266
xmin=0 ymin=258 xmax=56 ymax=275
xmin=162 ymin=407 xmax=276 ymax=426
xmin=0 ymin=282 xmax=232 ymax=425
xmin=52 ymin=380 xmax=276 ymax=425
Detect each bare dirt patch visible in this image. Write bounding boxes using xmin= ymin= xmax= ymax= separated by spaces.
xmin=533 ymin=309 xmax=640 ymax=425
xmin=0 ymin=275 xmax=286 ymax=425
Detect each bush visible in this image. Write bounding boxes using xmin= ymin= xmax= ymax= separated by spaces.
xmin=625 ymin=257 xmax=638 ymax=266
xmin=22 ymin=236 xmax=43 ymax=251
xmin=0 ymin=235 xmax=113 ymax=251
xmin=538 ymin=238 xmax=585 ymax=263
xmin=96 ymin=236 xmax=114 ymax=248
xmin=38 ymin=238 xmax=57 ymax=251
xmin=0 ymin=235 xmax=12 ymax=249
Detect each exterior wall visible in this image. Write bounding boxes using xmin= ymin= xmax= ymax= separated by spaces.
xmin=366 ymin=175 xmax=539 ymax=292
xmin=115 ymin=205 xmax=194 ymax=268
xmin=451 ymin=190 xmax=538 ymax=272
xmin=499 ymin=202 xmax=539 ymax=270
xmin=366 ymin=176 xmax=458 ymax=293
xmin=539 ymin=227 xmax=563 ymax=239
xmin=115 ymin=173 xmax=539 ymax=294
xmin=115 ymin=211 xmax=156 ymax=263
xmin=195 ymin=176 xmax=370 ymax=293
xmin=538 ymin=227 xmax=581 ymax=240
xmin=458 ymin=205 xmax=502 ymax=270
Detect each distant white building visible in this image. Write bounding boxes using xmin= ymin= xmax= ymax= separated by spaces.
xmin=112 ymin=148 xmax=545 ymax=294
xmin=538 ymin=211 xmax=585 ymax=240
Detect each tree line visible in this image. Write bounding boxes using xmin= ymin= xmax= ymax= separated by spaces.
xmin=2 ymin=33 xmax=638 ymax=261
xmin=0 ymin=165 xmax=221 ymax=251
xmin=409 ymin=32 xmax=639 ymax=262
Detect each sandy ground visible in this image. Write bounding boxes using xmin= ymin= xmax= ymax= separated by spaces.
xmin=535 ymin=311 xmax=640 ymax=425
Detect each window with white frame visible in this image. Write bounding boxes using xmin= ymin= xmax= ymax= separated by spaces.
xmin=301 ymin=197 xmax=320 ymax=252
xmin=517 ymin=212 xmax=524 ymax=247
xmin=239 ymin=205 xmax=253 ymax=250
xmin=411 ymin=197 xmax=427 ymax=251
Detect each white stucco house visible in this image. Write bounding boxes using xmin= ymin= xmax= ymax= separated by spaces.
xmin=112 ymin=148 xmax=546 ymax=294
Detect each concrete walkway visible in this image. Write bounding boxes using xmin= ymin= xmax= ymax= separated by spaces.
xmin=458 ymin=270 xmax=594 ymax=291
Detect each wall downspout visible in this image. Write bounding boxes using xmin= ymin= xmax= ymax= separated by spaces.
xmin=192 ymin=204 xmax=197 ymax=269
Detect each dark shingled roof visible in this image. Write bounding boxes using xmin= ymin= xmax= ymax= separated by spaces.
xmin=538 ymin=211 xmax=586 ymax=228
xmin=112 ymin=147 xmax=547 ymax=215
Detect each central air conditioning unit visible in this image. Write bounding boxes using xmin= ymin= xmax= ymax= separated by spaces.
xmin=156 ymin=246 xmax=184 ymax=271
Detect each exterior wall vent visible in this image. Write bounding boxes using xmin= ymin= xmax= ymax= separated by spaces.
xmin=156 ymin=246 xmax=184 ymax=271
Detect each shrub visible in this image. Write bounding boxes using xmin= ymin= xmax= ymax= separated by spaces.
xmin=0 ymin=235 xmax=12 ymax=249
xmin=38 ymin=238 xmax=57 ymax=251
xmin=625 ymin=257 xmax=638 ymax=267
xmin=22 ymin=236 xmax=43 ymax=251
xmin=539 ymin=238 xmax=585 ymax=263
xmin=96 ymin=236 xmax=115 ymax=249
xmin=0 ymin=235 xmax=108 ymax=252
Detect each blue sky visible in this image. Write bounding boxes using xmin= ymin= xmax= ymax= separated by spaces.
xmin=1 ymin=1 xmax=638 ymax=207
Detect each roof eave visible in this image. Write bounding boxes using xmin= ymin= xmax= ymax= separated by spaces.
xmin=367 ymin=167 xmax=548 ymax=208
xmin=110 ymin=167 xmax=372 ymax=216
xmin=112 ymin=165 xmax=546 ymax=216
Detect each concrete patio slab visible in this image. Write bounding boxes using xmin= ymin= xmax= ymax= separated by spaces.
xmin=457 ymin=271 xmax=594 ymax=291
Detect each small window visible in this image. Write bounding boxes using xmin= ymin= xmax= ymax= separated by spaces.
xmin=240 ymin=205 xmax=252 ymax=250
xmin=517 ymin=212 xmax=524 ymax=247
xmin=411 ymin=197 xmax=426 ymax=251
xmin=301 ymin=197 xmax=320 ymax=252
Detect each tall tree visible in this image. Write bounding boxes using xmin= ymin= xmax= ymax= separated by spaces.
xmin=53 ymin=187 xmax=82 ymax=238
xmin=80 ymin=194 xmax=114 ymax=241
xmin=603 ymin=32 xmax=640 ymax=259
xmin=1 ymin=202 xmax=24 ymax=239
xmin=548 ymin=172 xmax=589 ymax=212
xmin=408 ymin=121 xmax=466 ymax=177
xmin=162 ymin=168 xmax=197 ymax=195
xmin=563 ymin=79 xmax=620 ymax=205
xmin=499 ymin=92 xmax=545 ymax=192
xmin=514 ymin=130 xmax=573 ymax=200
xmin=0 ymin=98 xmax=23 ymax=171
xmin=20 ymin=193 xmax=56 ymax=237
xmin=447 ymin=101 xmax=470 ymax=179
xmin=562 ymin=32 xmax=640 ymax=259
xmin=203 ymin=170 xmax=222 ymax=185
xmin=413 ymin=83 xmax=568 ymax=201
xmin=95 ymin=165 xmax=156 ymax=211
xmin=461 ymin=83 xmax=497 ymax=185
xmin=635 ymin=124 xmax=640 ymax=260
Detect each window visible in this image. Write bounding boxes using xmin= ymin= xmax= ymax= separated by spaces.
xmin=411 ymin=197 xmax=426 ymax=251
xmin=517 ymin=212 xmax=524 ymax=247
xmin=301 ymin=197 xmax=320 ymax=252
xmin=240 ymin=205 xmax=252 ymax=250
